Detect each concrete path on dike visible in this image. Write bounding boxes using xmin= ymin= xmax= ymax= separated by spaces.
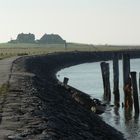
xmin=0 ymin=56 xmax=20 ymax=139
xmin=0 ymin=57 xmax=19 ymax=85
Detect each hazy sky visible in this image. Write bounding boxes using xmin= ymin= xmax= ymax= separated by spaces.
xmin=0 ymin=0 xmax=140 ymax=45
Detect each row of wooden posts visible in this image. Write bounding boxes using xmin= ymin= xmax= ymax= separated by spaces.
xmin=100 ymin=53 xmax=140 ymax=115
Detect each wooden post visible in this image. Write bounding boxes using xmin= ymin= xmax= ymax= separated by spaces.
xmin=131 ymin=72 xmax=139 ymax=115
xmin=122 ymin=54 xmax=130 ymax=87
xmin=100 ymin=62 xmax=106 ymax=93
xmin=100 ymin=62 xmax=111 ymax=102
xmin=139 ymin=73 xmax=140 ymax=94
xmin=124 ymin=75 xmax=133 ymax=109
xmin=122 ymin=53 xmax=131 ymax=108
xmin=113 ymin=53 xmax=120 ymax=106
xmin=63 ymin=77 xmax=69 ymax=85
xmin=105 ymin=63 xmax=111 ymax=102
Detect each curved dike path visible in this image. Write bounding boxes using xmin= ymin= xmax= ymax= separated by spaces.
xmin=0 ymin=56 xmax=19 ymax=138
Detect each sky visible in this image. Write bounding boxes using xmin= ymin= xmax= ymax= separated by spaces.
xmin=0 ymin=0 xmax=140 ymax=45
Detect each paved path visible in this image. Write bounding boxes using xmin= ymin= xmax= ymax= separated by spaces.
xmin=0 ymin=57 xmax=19 ymax=85
xmin=0 ymin=57 xmax=20 ymax=139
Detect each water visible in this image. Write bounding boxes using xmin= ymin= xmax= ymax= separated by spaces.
xmin=57 ymin=59 xmax=140 ymax=140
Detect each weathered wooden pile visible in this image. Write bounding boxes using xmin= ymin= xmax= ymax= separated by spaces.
xmin=100 ymin=53 xmax=140 ymax=117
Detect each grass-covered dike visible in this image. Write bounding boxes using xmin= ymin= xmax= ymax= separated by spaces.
xmin=0 ymin=42 xmax=138 ymax=59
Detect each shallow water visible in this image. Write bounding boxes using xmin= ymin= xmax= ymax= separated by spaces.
xmin=57 ymin=59 xmax=140 ymax=140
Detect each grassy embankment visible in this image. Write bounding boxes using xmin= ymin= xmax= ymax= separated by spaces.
xmin=0 ymin=43 xmax=120 ymax=59
xmin=0 ymin=42 xmax=139 ymax=59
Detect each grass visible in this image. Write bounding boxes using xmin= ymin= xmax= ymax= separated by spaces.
xmin=0 ymin=83 xmax=10 ymax=116
xmin=0 ymin=83 xmax=10 ymax=96
xmin=0 ymin=42 xmax=139 ymax=59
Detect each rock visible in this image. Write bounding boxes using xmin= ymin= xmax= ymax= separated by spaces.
xmin=7 ymin=135 xmax=23 ymax=140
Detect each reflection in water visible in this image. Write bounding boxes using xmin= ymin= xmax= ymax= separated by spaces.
xmin=114 ymin=106 xmax=119 ymax=116
xmin=124 ymin=107 xmax=133 ymax=122
xmin=114 ymin=107 xmax=120 ymax=125
xmin=124 ymin=115 xmax=140 ymax=140
xmin=57 ymin=59 xmax=140 ymax=140
xmin=134 ymin=113 xmax=139 ymax=120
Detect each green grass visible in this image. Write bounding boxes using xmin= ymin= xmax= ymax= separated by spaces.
xmin=0 ymin=42 xmax=139 ymax=59
xmin=0 ymin=83 xmax=9 ymax=96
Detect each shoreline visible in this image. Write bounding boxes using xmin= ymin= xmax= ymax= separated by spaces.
xmin=3 ymin=50 xmax=140 ymax=139
xmin=12 ymin=51 xmax=128 ymax=139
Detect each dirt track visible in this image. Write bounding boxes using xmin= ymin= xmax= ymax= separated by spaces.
xmin=0 ymin=57 xmax=19 ymax=85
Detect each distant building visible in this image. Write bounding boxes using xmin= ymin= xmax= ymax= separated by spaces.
xmin=9 ymin=33 xmax=35 ymax=43
xmin=38 ymin=34 xmax=65 ymax=44
xmin=9 ymin=33 xmax=66 ymax=44
xmin=16 ymin=33 xmax=35 ymax=43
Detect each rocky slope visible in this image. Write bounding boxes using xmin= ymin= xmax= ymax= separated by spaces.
xmin=1 ymin=51 xmax=126 ymax=140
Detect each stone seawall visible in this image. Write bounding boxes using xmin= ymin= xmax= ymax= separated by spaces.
xmin=3 ymin=50 xmax=140 ymax=139
xmin=11 ymin=51 xmax=129 ymax=140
